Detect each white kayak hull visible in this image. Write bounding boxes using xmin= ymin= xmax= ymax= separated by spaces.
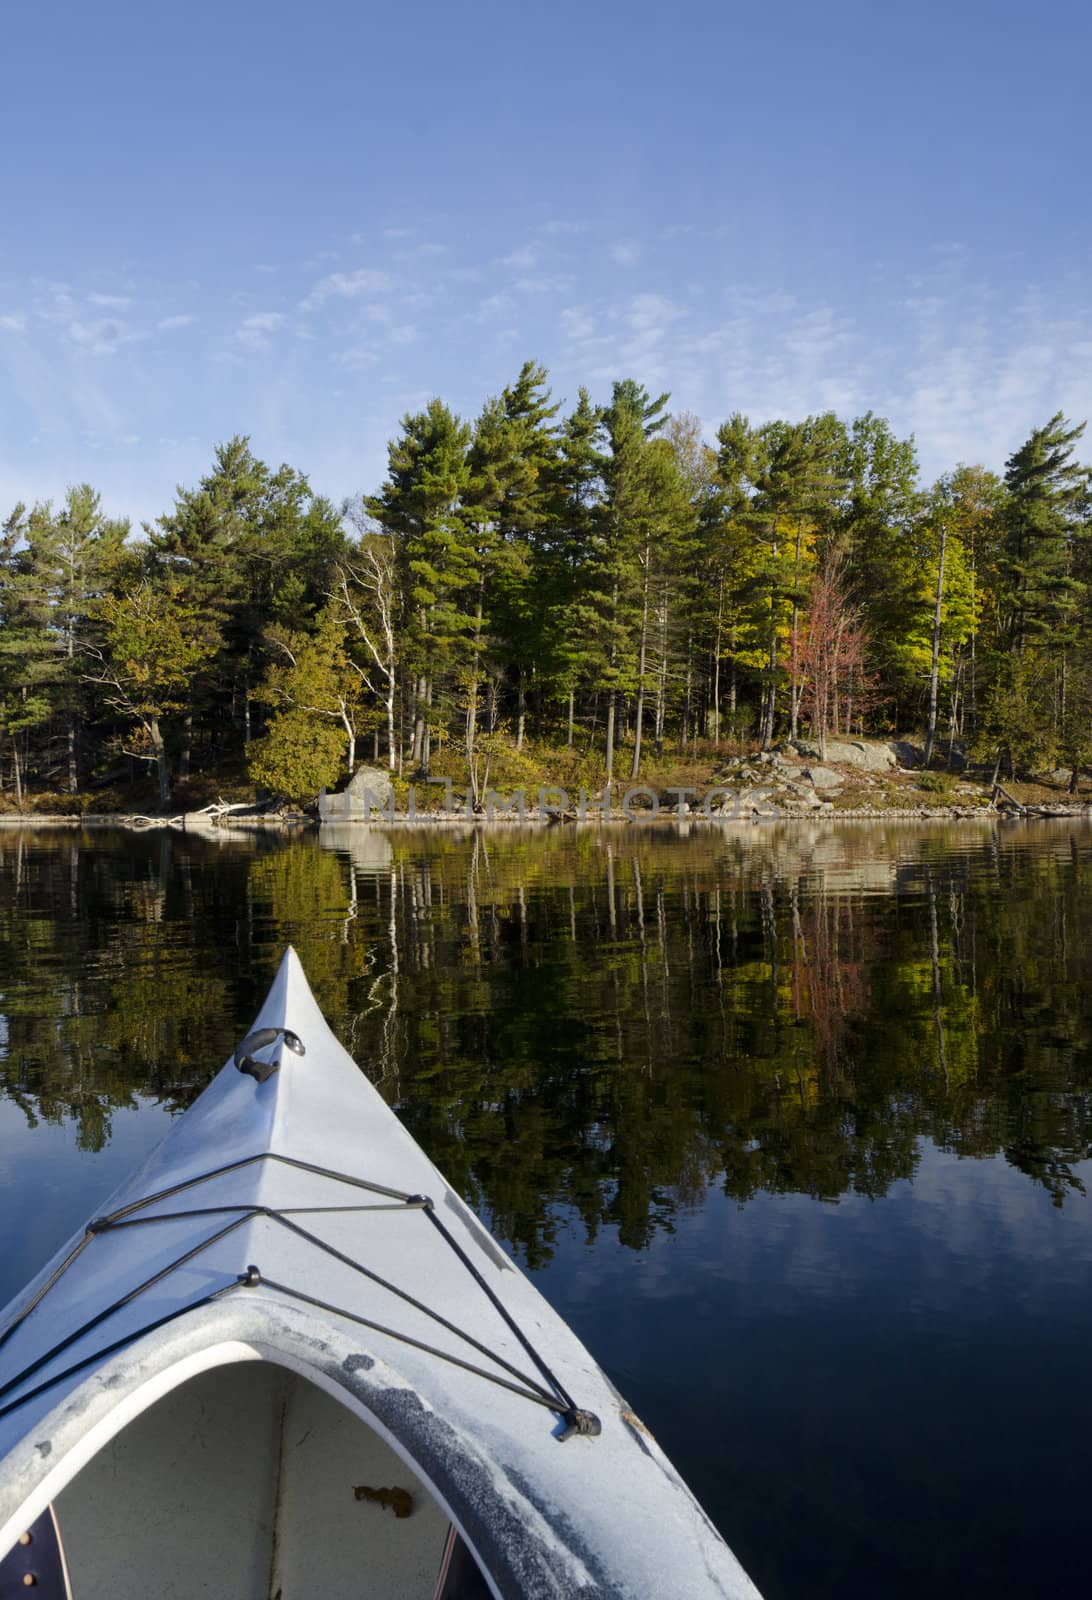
xmin=0 ymin=949 xmax=761 ymax=1599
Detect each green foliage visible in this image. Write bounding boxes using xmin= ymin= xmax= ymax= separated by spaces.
xmin=247 ymin=709 xmax=346 ymax=801
xmin=1001 ymin=412 xmax=1089 ymax=648
xmin=1 ymin=386 xmax=1090 ymax=803
xmin=100 ymin=581 xmax=213 ymax=718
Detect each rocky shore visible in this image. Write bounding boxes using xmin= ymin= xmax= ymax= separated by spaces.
xmin=702 ymin=739 xmax=1090 ymax=820
xmin=2 ymin=741 xmax=1088 ymax=829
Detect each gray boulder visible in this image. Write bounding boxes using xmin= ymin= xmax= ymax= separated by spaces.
xmin=319 ymin=764 xmax=394 ymax=821
xmin=803 ymin=765 xmax=844 ymax=790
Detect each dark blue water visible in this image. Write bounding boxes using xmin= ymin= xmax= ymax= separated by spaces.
xmin=2 ymin=820 xmax=1092 ymax=1597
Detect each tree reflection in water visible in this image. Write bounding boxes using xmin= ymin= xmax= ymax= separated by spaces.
xmin=2 ymin=820 xmax=1091 ymax=1259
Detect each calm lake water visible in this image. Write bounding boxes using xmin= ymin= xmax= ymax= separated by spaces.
xmin=2 ymin=819 xmax=1092 ymax=1598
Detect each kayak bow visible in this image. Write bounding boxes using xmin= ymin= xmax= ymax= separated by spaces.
xmin=0 ymin=948 xmax=761 ymax=1599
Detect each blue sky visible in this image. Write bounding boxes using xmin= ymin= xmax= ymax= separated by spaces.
xmin=1 ymin=0 xmax=1089 ymax=524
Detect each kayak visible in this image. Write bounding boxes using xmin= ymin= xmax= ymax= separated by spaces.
xmin=0 ymin=949 xmax=761 ymax=1599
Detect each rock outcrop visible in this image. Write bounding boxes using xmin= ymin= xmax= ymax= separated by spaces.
xmin=788 ymin=738 xmax=896 ymax=771
xmin=318 ymin=765 xmax=394 ymax=821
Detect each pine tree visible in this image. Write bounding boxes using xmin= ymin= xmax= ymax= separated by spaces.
xmin=541 ymin=388 xmax=604 ymax=747
xmin=150 ymin=437 xmax=345 ymax=767
xmin=1002 ymin=414 xmax=1089 ymax=646
xmin=592 ymin=380 xmax=672 ymax=786
xmin=0 ymin=509 xmax=56 ymax=805
xmin=462 ymin=362 xmax=561 ymax=773
xmin=17 ymin=486 xmax=128 ymax=791
xmin=369 ymin=400 xmax=472 ymax=772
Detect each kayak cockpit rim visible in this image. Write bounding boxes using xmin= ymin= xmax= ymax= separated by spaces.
xmin=0 ymin=1317 xmax=514 ymax=1599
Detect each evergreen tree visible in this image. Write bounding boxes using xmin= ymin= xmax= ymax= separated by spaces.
xmin=0 ymin=508 xmax=56 ymax=805
xmin=1002 ymin=413 xmax=1089 ymax=652
xmin=17 ymin=486 xmax=129 ymax=791
xmin=592 ymin=379 xmax=672 ymax=785
xmin=370 ymin=400 xmax=472 ymax=771
xmin=540 ymin=388 xmax=604 ymax=746
xmin=150 ymin=437 xmax=345 ymax=767
xmin=463 ymin=361 xmax=560 ymax=772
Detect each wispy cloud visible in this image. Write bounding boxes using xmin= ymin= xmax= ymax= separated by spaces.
xmin=499 ymin=245 xmax=538 ymax=271
xmin=513 ymin=274 xmax=574 ymax=296
xmin=157 ymin=313 xmax=198 ymax=332
xmin=610 ymin=240 xmax=641 ymax=268
xmin=300 ymin=267 xmax=390 ymax=311
xmin=475 ymin=291 xmax=514 ymax=324
xmin=0 ymin=313 xmax=26 ymax=334
xmin=87 ymin=292 xmax=132 ymax=309
xmin=335 ymin=343 xmax=381 ymax=369
xmin=235 ymin=311 xmax=287 ymax=352
xmin=560 ymin=306 xmax=596 ymax=341
xmin=538 ymin=219 xmax=589 ymax=237
xmin=626 ymin=293 xmax=687 ymax=337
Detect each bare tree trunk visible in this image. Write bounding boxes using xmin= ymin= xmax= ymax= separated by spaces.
xmin=149 ymin=717 xmax=171 ymax=808
xmin=653 ymin=588 xmax=668 ymax=757
xmin=604 ymin=692 xmax=616 ymax=792
xmin=411 ymin=674 xmax=426 ymax=766
xmin=566 ymin=689 xmax=575 ymax=748
xmin=923 ymin=518 xmax=948 ymax=767
xmin=789 ymin=519 xmax=804 ymax=740
xmin=12 ymin=738 xmax=23 ymax=810
xmin=680 ymin=633 xmax=693 ymax=754
xmin=466 ymin=594 xmax=482 ymax=780
xmin=712 ymin=580 xmax=723 ymax=749
xmin=516 ymin=672 xmax=526 ymax=751
xmin=946 ymin=659 xmax=963 ymax=768
xmin=422 ymin=679 xmax=432 ymax=774
xmin=761 ymin=629 xmax=777 ymax=750
xmin=178 ymin=712 xmax=192 ymax=781
xmin=968 ymin=561 xmax=977 ymax=740
xmin=630 ymin=572 xmax=650 ymax=780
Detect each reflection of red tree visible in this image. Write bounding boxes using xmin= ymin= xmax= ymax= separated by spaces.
xmin=791 ymin=890 xmax=869 ymax=1076
xmin=799 ymin=555 xmax=876 ymax=743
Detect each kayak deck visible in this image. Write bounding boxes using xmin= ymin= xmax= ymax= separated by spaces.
xmin=0 ymin=949 xmax=763 ymax=1599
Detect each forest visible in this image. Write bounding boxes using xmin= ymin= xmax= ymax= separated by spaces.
xmin=1 ymin=360 xmax=1089 ymax=809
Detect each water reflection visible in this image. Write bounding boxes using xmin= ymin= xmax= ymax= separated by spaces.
xmin=2 ymin=821 xmax=1092 ymax=1253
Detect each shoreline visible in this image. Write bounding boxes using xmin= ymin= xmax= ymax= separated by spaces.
xmin=2 ymin=804 xmax=1091 ymax=832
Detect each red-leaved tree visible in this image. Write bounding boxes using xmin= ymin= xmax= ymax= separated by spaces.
xmin=799 ymin=555 xmax=876 ymax=751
